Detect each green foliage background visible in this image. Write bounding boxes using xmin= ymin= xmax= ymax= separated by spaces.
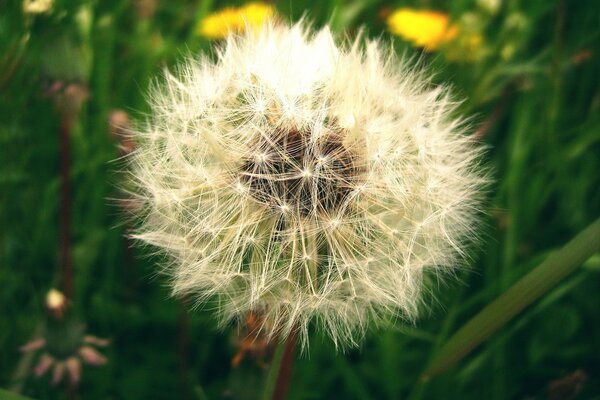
xmin=1 ymin=0 xmax=599 ymax=399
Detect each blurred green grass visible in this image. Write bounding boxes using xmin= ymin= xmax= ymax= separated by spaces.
xmin=1 ymin=0 xmax=599 ymax=399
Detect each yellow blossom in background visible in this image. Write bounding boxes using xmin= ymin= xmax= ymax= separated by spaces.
xmin=197 ymin=2 xmax=275 ymax=40
xmin=387 ymin=8 xmax=458 ymax=51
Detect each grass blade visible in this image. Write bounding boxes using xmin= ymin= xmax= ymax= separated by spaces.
xmin=423 ymin=217 xmax=600 ymax=379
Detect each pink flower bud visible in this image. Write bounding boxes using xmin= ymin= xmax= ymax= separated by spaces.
xmin=34 ymin=353 xmax=54 ymax=377
xmin=20 ymin=338 xmax=46 ymax=352
xmin=51 ymin=362 xmax=65 ymax=385
xmin=83 ymin=335 xmax=110 ymax=347
xmin=79 ymin=346 xmax=107 ymax=366
xmin=65 ymin=357 xmax=82 ymax=386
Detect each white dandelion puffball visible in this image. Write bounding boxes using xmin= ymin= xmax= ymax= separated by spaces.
xmin=130 ymin=22 xmax=486 ymax=348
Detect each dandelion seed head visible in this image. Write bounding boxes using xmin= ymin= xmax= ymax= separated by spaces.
xmin=129 ymin=21 xmax=487 ymax=349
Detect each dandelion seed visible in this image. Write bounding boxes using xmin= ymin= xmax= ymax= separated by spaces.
xmin=129 ymin=22 xmax=487 ymax=349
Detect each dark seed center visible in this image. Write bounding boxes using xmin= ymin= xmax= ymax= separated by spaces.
xmin=240 ymin=128 xmax=362 ymax=216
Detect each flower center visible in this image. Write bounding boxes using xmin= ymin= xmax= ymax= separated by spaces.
xmin=240 ymin=127 xmax=363 ymax=216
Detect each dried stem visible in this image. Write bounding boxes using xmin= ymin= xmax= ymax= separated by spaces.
xmin=272 ymin=329 xmax=298 ymax=400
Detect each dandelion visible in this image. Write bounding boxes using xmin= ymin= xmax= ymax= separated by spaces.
xmin=387 ymin=8 xmax=458 ymax=51
xmin=197 ymin=2 xmax=276 ymax=40
xmin=129 ymin=22 xmax=486 ymax=349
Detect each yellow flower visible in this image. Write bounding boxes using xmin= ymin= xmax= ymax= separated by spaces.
xmin=197 ymin=2 xmax=275 ymax=40
xmin=387 ymin=8 xmax=458 ymax=51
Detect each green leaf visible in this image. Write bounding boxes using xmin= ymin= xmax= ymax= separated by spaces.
xmin=0 ymin=388 xmax=37 ymax=400
xmin=422 ymin=217 xmax=600 ymax=379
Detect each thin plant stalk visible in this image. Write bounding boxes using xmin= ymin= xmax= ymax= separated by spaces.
xmin=273 ymin=329 xmax=298 ymax=400
xmin=59 ymin=116 xmax=74 ymax=300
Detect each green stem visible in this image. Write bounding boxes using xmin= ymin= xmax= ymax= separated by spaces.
xmin=262 ymin=339 xmax=287 ymax=400
xmin=262 ymin=330 xmax=298 ymax=400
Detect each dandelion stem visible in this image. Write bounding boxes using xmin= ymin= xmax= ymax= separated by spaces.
xmin=262 ymin=329 xmax=298 ymax=400
xmin=178 ymin=299 xmax=191 ymax=400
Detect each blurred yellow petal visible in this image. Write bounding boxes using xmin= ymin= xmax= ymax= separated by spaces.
xmin=240 ymin=2 xmax=274 ymax=27
xmin=197 ymin=2 xmax=275 ymax=40
xmin=387 ymin=8 xmax=457 ymax=51
xmin=198 ymin=7 xmax=239 ymax=39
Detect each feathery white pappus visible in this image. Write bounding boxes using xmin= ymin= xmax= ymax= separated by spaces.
xmin=128 ymin=22 xmax=487 ymax=349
